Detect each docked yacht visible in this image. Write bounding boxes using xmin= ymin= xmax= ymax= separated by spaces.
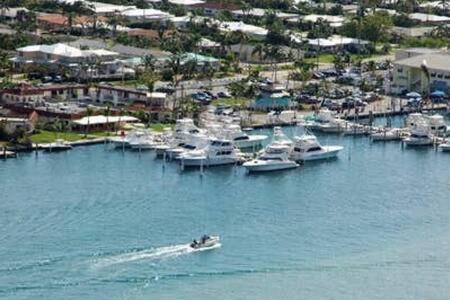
xmin=128 ymin=131 xmax=158 ymax=150
xmin=243 ymin=142 xmax=298 ymax=172
xmin=289 ymin=133 xmax=343 ymax=161
xmin=179 ymin=138 xmax=239 ymax=167
xmin=438 ymin=141 xmax=450 ymax=152
xmin=406 ymin=113 xmax=447 ymax=136
xmin=224 ymin=124 xmax=268 ymax=149
xmin=403 ymin=123 xmax=434 ymax=146
xmin=42 ymin=139 xmax=72 ymax=152
xmin=428 ymin=114 xmax=447 ymax=136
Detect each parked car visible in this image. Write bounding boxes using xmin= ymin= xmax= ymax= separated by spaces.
xmin=155 ymin=84 xmax=175 ymax=94
xmin=217 ymin=91 xmax=232 ymax=98
xmin=312 ymin=71 xmax=325 ymax=80
xmin=203 ymin=90 xmax=217 ymax=99
xmin=41 ymin=76 xmax=53 ymax=83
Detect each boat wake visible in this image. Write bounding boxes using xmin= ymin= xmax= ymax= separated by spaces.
xmin=93 ymin=243 xmax=221 ymax=268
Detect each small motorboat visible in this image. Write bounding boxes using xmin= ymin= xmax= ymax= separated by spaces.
xmin=190 ymin=235 xmax=220 ymax=249
xmin=438 ymin=141 xmax=450 ymax=152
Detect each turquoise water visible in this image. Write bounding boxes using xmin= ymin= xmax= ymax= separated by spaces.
xmin=1 ymin=123 xmax=450 ymax=299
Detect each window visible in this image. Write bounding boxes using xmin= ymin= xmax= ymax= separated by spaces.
xmin=397 ymin=68 xmax=403 ymax=73
xmin=437 ymin=74 xmax=443 ymax=79
xmin=234 ymin=136 xmax=249 ymax=141
xmin=307 ymin=147 xmax=322 ymax=152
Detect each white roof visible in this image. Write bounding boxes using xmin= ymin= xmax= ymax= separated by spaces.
xmin=168 ymin=0 xmax=204 ymax=5
xmin=301 ymin=14 xmax=345 ymax=23
xmin=308 ymin=38 xmax=336 ymax=47
xmin=219 ymin=22 xmax=268 ymax=36
xmin=73 ymin=115 xmax=139 ymax=126
xmin=409 ymin=13 xmax=450 ymax=22
xmin=121 ymin=8 xmax=171 ymax=19
xmin=147 ymin=92 xmax=167 ymax=98
xmin=17 ymin=43 xmax=84 ymax=57
xmin=198 ymin=37 xmax=220 ymax=48
xmin=17 ymin=43 xmax=118 ymax=57
xmin=232 ymin=8 xmax=298 ymax=19
xmin=420 ymin=1 xmax=449 ymax=9
xmin=55 ymin=0 xmax=135 ymax=13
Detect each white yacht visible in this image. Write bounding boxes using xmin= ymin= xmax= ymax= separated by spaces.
xmin=403 ymin=123 xmax=434 ymax=146
xmin=289 ymin=133 xmax=343 ymax=161
xmin=427 ymin=114 xmax=447 ymax=136
xmin=128 ymin=131 xmax=158 ymax=150
xmin=165 ymin=132 xmax=209 ymax=160
xmin=406 ymin=113 xmax=447 ymax=136
xmin=243 ymin=142 xmax=298 ymax=172
xmin=179 ymin=138 xmax=239 ymax=167
xmin=223 ymin=124 xmax=268 ymax=149
xmin=42 ymin=139 xmax=72 ymax=152
xmin=272 ymin=126 xmax=293 ymax=147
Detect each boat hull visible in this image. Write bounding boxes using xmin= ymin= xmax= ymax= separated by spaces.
xmin=243 ymin=161 xmax=298 ymax=172
xmin=290 ymin=146 xmax=343 ymax=161
xmin=233 ymin=135 xmax=267 ymax=149
xmin=181 ymin=157 xmax=237 ymax=167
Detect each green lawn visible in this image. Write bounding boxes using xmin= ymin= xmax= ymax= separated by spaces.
xmin=149 ymin=123 xmax=173 ymax=132
xmin=305 ymin=53 xmax=391 ymax=65
xmin=30 ymin=130 xmax=111 ymax=143
xmin=212 ymin=97 xmax=250 ymax=108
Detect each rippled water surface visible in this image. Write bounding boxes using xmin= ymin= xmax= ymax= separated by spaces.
xmin=1 ymin=122 xmax=450 ymax=299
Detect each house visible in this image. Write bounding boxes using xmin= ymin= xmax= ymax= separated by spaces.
xmin=120 ymin=8 xmax=172 ymax=22
xmin=408 ymin=13 xmax=450 ymax=25
xmin=392 ymin=50 xmax=450 ymax=95
xmin=0 ymin=117 xmax=34 ymax=134
xmin=304 ymin=35 xmax=369 ymax=53
xmin=188 ymin=2 xmax=240 ymax=16
xmin=0 ymin=83 xmax=88 ymax=105
xmin=228 ymin=44 xmax=303 ymax=63
xmin=93 ymin=85 xmax=167 ymax=111
xmin=232 ymin=8 xmax=298 ymax=20
xmin=288 ymin=14 xmax=345 ymax=28
xmin=1 ymin=7 xmax=29 ymax=23
xmin=71 ymin=115 xmax=139 ymax=131
xmin=218 ymin=22 xmax=268 ymax=39
xmin=250 ymin=84 xmax=295 ymax=111
xmin=392 ymin=26 xmax=437 ymax=38
xmin=12 ymin=43 xmax=132 ymax=80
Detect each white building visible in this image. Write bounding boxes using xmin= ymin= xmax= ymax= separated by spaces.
xmin=120 ymin=8 xmax=172 ymax=22
xmin=392 ymin=50 xmax=450 ymax=95
xmin=408 ymin=13 xmax=450 ymax=24
xmin=13 ymin=43 xmax=132 ymax=80
xmin=218 ymin=22 xmax=268 ymax=39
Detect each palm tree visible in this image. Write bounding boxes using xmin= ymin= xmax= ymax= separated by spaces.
xmin=104 ymin=105 xmax=111 ymax=135
xmin=84 ymin=106 xmax=93 ymax=138
xmin=0 ymin=0 xmax=9 ymax=20
xmin=107 ymin=13 xmax=127 ymax=37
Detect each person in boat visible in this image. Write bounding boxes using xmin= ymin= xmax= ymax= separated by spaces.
xmin=201 ymin=235 xmax=210 ymax=243
xmin=192 ymin=239 xmax=198 ymax=246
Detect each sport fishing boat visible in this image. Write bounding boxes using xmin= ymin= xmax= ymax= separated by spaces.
xmin=223 ymin=124 xmax=267 ymax=149
xmin=289 ymin=133 xmax=343 ymax=161
xmin=243 ymin=142 xmax=298 ymax=172
xmin=128 ymin=131 xmax=158 ymax=150
xmin=403 ymin=123 xmax=434 ymax=146
xmin=190 ymin=235 xmax=221 ymax=249
xmin=179 ymin=138 xmax=239 ymax=167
